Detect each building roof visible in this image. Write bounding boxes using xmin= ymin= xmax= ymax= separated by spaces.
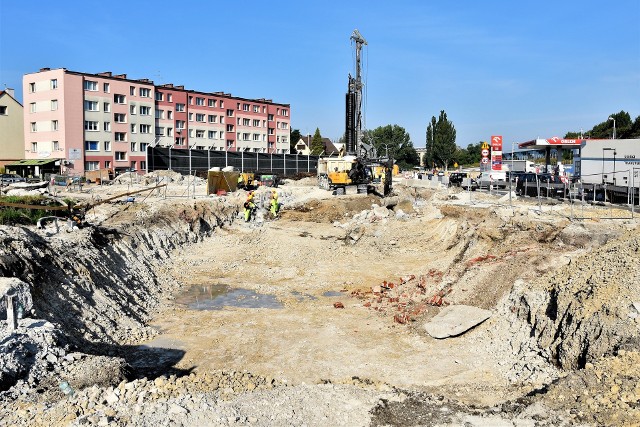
xmin=300 ymin=136 xmax=340 ymax=154
xmin=0 ymin=90 xmax=22 ymax=107
xmin=518 ymin=137 xmax=585 ymax=150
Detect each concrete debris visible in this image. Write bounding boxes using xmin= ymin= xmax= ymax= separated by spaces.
xmin=423 ymin=305 xmax=492 ymax=339
xmin=0 ymin=278 xmax=33 ymax=321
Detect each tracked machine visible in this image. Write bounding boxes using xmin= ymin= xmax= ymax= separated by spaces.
xmin=318 ymin=29 xmax=394 ymax=197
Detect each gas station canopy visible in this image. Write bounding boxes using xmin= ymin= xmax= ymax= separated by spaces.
xmin=518 ymin=137 xmax=584 ymax=150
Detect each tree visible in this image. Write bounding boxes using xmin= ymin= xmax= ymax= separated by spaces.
xmin=426 ymin=110 xmax=457 ymax=170
xmin=310 ymin=128 xmax=324 ymax=155
xmin=367 ymin=125 xmax=419 ymax=170
xmin=564 ymin=111 xmax=636 ymax=139
xmin=289 ymin=129 xmax=301 ymax=153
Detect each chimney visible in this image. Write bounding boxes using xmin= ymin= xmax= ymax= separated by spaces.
xmin=39 ymin=67 xmax=50 ymax=72
xmin=98 ymin=72 xmax=113 ymax=77
xmin=5 ymin=88 xmax=15 ymax=98
xmin=114 ymin=74 xmax=127 ymax=79
xmin=160 ymin=83 xmax=174 ymax=88
xmin=175 ymin=85 xmax=184 ymax=90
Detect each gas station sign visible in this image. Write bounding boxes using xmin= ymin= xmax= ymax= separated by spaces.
xmin=491 ymin=135 xmax=502 ymax=171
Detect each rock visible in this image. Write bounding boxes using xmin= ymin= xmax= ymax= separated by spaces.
xmin=45 ymin=353 xmax=58 ymax=363
xmin=424 ymin=305 xmax=492 ymax=339
xmin=168 ymin=403 xmax=189 ymax=415
xmin=105 ymin=391 xmax=119 ymax=405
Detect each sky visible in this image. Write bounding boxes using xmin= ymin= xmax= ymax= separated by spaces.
xmin=1 ymin=0 xmax=639 ymax=150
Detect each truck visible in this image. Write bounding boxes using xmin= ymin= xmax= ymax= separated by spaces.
xmin=575 ymin=138 xmax=640 ymax=187
xmin=504 ymin=160 xmax=537 ymax=173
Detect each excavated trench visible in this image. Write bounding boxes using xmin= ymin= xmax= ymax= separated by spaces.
xmin=1 ymin=188 xmax=639 ymax=425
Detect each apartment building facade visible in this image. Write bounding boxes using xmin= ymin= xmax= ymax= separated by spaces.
xmin=23 ymin=68 xmax=291 ymax=176
xmin=0 ymin=89 xmax=25 ymax=168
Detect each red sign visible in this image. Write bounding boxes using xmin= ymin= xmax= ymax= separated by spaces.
xmin=491 ymin=135 xmax=503 ymax=171
xmin=545 ymin=136 xmax=583 ymax=145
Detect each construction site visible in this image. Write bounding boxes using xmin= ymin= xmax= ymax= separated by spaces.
xmin=0 ymin=172 xmax=639 ymax=426
xmin=1 ymin=28 xmax=639 ymax=427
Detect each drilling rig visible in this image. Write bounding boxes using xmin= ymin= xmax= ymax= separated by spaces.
xmin=318 ymin=29 xmax=394 ymax=196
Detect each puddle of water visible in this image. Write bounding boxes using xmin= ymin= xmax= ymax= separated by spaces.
xmin=323 ymin=290 xmax=344 ymax=297
xmin=177 ymin=284 xmax=283 ymax=310
xmin=291 ymin=291 xmax=318 ymax=301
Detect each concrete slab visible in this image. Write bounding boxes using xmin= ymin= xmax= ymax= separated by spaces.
xmin=424 ymin=305 xmax=492 ymax=339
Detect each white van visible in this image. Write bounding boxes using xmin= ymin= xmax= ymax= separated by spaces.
xmin=477 ymin=171 xmax=507 ymax=189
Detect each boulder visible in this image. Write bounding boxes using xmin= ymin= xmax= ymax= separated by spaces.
xmin=424 ymin=305 xmax=492 ymax=339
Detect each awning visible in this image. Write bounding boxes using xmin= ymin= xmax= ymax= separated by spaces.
xmin=6 ymin=159 xmax=60 ymax=166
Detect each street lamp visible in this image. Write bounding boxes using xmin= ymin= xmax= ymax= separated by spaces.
xmin=609 ymin=117 xmax=616 ymax=139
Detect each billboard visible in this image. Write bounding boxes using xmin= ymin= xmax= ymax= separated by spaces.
xmin=491 ymin=135 xmax=502 ymax=171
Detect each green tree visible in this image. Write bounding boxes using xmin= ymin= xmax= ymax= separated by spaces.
xmin=289 ymin=128 xmax=301 ymax=153
xmin=565 ymin=111 xmax=635 ymax=139
xmin=426 ymin=110 xmax=457 ymax=170
xmin=310 ymin=128 xmax=324 ymax=155
xmin=367 ymin=125 xmax=419 ymax=170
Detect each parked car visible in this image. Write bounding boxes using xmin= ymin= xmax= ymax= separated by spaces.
xmin=448 ymin=172 xmax=469 ymax=187
xmin=477 ymin=171 xmax=507 ymax=189
xmin=0 ymin=173 xmax=26 ymax=184
xmin=515 ymin=173 xmax=565 ymax=197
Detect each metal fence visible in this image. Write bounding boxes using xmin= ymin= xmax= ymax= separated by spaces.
xmin=147 ymin=147 xmax=320 ymax=176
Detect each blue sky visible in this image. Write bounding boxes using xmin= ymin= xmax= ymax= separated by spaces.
xmin=1 ymin=0 xmax=639 ymax=149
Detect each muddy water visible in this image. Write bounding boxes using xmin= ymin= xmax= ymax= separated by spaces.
xmin=176 ymin=284 xmax=283 ymax=310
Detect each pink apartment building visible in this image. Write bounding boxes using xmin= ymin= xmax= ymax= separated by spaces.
xmin=22 ymin=68 xmax=291 ymax=176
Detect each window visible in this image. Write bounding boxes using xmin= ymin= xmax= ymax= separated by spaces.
xmin=131 ymin=142 xmax=137 ymax=152
xmin=105 ymin=160 xmax=111 ymax=169
xmin=268 ymin=128 xmax=274 ymax=135
xmin=189 ymin=129 xmax=194 ymax=138
xmin=281 ymin=109 xmax=288 ymax=116
xmin=104 ymin=141 xmax=111 ymax=151
xmin=253 ymin=105 xmax=260 ymax=113
xmin=140 ymin=160 xmax=146 ymax=170
xmin=52 ymin=120 xmax=59 ymax=131
xmin=140 ymin=124 xmax=151 ymax=134
xmin=208 ymin=99 xmax=216 ymax=107
xmin=104 ymin=122 xmax=111 ymax=132
xmin=175 ymin=137 xmax=184 ymax=145
xmin=226 ymin=124 xmax=234 ymax=132
xmin=29 ymin=82 xmax=35 ymax=92
xmin=208 ymin=115 xmax=216 ymax=123
xmin=188 ymin=112 xmax=193 ymax=121
xmin=237 ymin=102 xmax=240 ymax=109
xmin=84 ymin=80 xmax=98 ymax=91
xmin=155 ymin=109 xmax=164 ymax=119
xmin=85 ymin=140 xmax=99 ymax=151
xmin=84 ymin=121 xmax=98 ymax=131
xmin=243 ymin=118 xmax=250 ymax=126
xmin=253 ymin=134 xmax=261 ymax=141
xmin=155 ymin=92 xmax=164 ymax=101
xmin=130 ymin=161 xmax=137 ymax=171
xmin=226 ymin=109 xmax=234 ymax=117
xmin=53 ymin=141 xmax=59 ymax=151
xmin=140 ymin=88 xmax=150 ymax=97
xmin=104 ymin=102 xmax=111 ymax=112
xmin=242 ymin=103 xmax=249 ymax=111
xmin=103 ymin=83 xmax=110 ymax=93
xmin=30 ymin=122 xmax=37 ymax=132
xmin=86 ymin=161 xmax=99 ymax=171
xmin=50 ymin=79 xmax=58 ymax=89
xmin=196 ymin=113 xmax=205 ymax=122
xmin=84 ymin=100 xmax=98 ymax=111
xmin=188 ymin=96 xmax=193 ymax=104
xmin=268 ymin=114 xmax=274 ymax=121
xmin=280 ymin=122 xmax=288 ymax=129
xmin=156 ymin=127 xmax=164 ymax=136
xmin=167 ymin=94 xmax=172 ymax=102
xmin=114 ymin=113 xmax=126 ymax=123
xmin=114 ymin=94 xmax=126 ymax=104
xmin=167 ymin=128 xmax=173 ymax=136
xmin=31 ymin=142 xmax=37 ymax=152
xmin=130 ymin=124 xmax=137 ymax=133
xmin=130 ymin=105 xmax=136 ymax=115
xmin=30 ymin=102 xmax=36 ymax=113
xmin=208 ymin=130 xmax=215 ymax=139
xmin=196 ymin=130 xmax=205 ymax=138
xmin=176 ymin=120 xmax=185 ymax=130
xmin=0 ymin=106 xmax=6 ymax=115
xmin=242 ymin=133 xmax=250 ymax=141
xmin=196 ymin=97 xmax=204 ymax=106
xmin=130 ymin=86 xmax=136 ymax=96
xmin=167 ymin=111 xmax=173 ymax=119
xmin=51 ymin=100 xmax=58 ymax=111
xmin=115 ymin=132 xmax=126 ymax=141
xmin=140 ymin=106 xmax=151 ymax=115
xmin=253 ymin=119 xmax=260 ymax=127
xmin=176 ymin=103 xmax=185 ymax=112
xmin=115 ymin=152 xmax=127 ymax=161
xmin=140 ymin=143 xmax=148 ymax=152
